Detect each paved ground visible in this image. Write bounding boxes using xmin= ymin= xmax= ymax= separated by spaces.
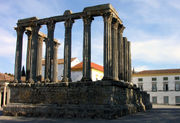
xmin=0 ymin=105 xmax=180 ymax=123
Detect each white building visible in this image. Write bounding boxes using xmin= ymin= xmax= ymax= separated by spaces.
xmin=132 ymin=69 xmax=180 ymax=105
xmin=42 ymin=58 xmax=104 ymax=82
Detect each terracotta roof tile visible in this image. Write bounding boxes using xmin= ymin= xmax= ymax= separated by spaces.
xmin=133 ymin=68 xmax=180 ymax=76
xmin=0 ymin=73 xmax=14 ymax=82
xmin=72 ymin=62 xmax=104 ymax=72
xmin=42 ymin=57 xmax=77 ymax=65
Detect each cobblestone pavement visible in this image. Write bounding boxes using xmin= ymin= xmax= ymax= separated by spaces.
xmin=0 ymin=105 xmax=180 ymax=123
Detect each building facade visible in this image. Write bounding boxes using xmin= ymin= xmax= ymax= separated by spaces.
xmin=132 ymin=69 xmax=180 ymax=105
xmin=42 ymin=58 xmax=104 ymax=82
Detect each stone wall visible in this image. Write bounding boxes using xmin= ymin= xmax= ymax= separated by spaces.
xmin=3 ymin=81 xmax=152 ymax=119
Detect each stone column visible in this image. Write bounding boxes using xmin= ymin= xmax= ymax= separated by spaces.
xmin=128 ymin=41 xmax=132 ymax=82
xmin=36 ymin=36 xmax=44 ymax=82
xmin=14 ymin=26 xmax=25 ymax=82
xmin=0 ymin=92 xmax=1 ymax=108
xmin=3 ymin=85 xmax=6 ymax=106
xmin=118 ymin=24 xmax=125 ymax=81
xmin=123 ymin=37 xmax=128 ymax=82
xmin=25 ymin=30 xmax=32 ymax=81
xmin=81 ymin=16 xmax=93 ymax=81
xmin=30 ymin=24 xmax=41 ymax=82
xmin=52 ymin=42 xmax=59 ymax=82
xmin=111 ymin=18 xmax=119 ymax=81
xmin=62 ymin=11 xmax=74 ymax=82
xmin=102 ymin=12 xmax=113 ymax=80
xmin=45 ymin=21 xmax=55 ymax=82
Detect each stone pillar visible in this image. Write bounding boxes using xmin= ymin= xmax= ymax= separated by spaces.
xmin=123 ymin=37 xmax=128 ymax=82
xmin=127 ymin=41 xmax=131 ymax=82
xmin=52 ymin=42 xmax=59 ymax=82
xmin=81 ymin=16 xmax=93 ymax=81
xmin=25 ymin=30 xmax=32 ymax=81
xmin=45 ymin=21 xmax=55 ymax=82
xmin=14 ymin=26 xmax=25 ymax=82
xmin=0 ymin=92 xmax=1 ymax=108
xmin=30 ymin=24 xmax=41 ymax=82
xmin=102 ymin=12 xmax=113 ymax=80
xmin=62 ymin=10 xmax=74 ymax=82
xmin=3 ymin=85 xmax=6 ymax=106
xmin=36 ymin=36 xmax=44 ymax=82
xmin=111 ymin=18 xmax=119 ymax=81
xmin=118 ymin=24 xmax=125 ymax=81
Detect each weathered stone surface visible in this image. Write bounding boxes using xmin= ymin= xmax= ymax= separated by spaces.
xmin=3 ymin=81 xmax=151 ymax=119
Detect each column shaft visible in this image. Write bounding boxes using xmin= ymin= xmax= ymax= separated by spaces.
xmin=102 ymin=12 xmax=113 ymax=80
xmin=30 ymin=24 xmax=41 ymax=82
xmin=82 ymin=16 xmax=93 ymax=81
xmin=52 ymin=42 xmax=59 ymax=82
xmin=128 ymin=41 xmax=132 ymax=82
xmin=118 ymin=25 xmax=125 ymax=81
xmin=62 ymin=19 xmax=74 ymax=82
xmin=25 ymin=30 xmax=32 ymax=81
xmin=14 ymin=26 xmax=25 ymax=82
xmin=111 ymin=19 xmax=119 ymax=81
xmin=123 ymin=37 xmax=128 ymax=82
xmin=45 ymin=21 xmax=55 ymax=82
xmin=36 ymin=36 xmax=44 ymax=82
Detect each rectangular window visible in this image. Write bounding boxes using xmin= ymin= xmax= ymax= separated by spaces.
xmin=152 ymin=96 xmax=157 ymax=104
xmin=176 ymin=96 xmax=180 ymax=104
xmin=138 ymin=78 xmax=143 ymax=82
xmin=175 ymin=76 xmax=180 ymax=80
xmin=163 ymin=82 xmax=168 ymax=91
xmin=163 ymin=77 xmax=168 ymax=81
xmin=152 ymin=77 xmax=157 ymax=81
xmin=138 ymin=83 xmax=143 ymax=91
xmin=152 ymin=82 xmax=157 ymax=92
xmin=164 ymin=96 xmax=169 ymax=104
xmin=175 ymin=82 xmax=180 ymax=91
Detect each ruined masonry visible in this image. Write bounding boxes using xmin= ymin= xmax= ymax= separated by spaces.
xmin=3 ymin=4 xmax=152 ymax=119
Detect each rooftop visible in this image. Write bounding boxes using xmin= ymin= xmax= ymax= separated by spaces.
xmin=133 ymin=68 xmax=180 ymax=77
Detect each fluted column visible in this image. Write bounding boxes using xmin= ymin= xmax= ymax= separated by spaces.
xmin=36 ymin=36 xmax=44 ymax=82
xmin=111 ymin=18 xmax=119 ymax=81
xmin=14 ymin=26 xmax=25 ymax=83
xmin=128 ymin=41 xmax=131 ymax=82
xmin=52 ymin=42 xmax=59 ymax=82
xmin=102 ymin=12 xmax=113 ymax=80
xmin=81 ymin=16 xmax=93 ymax=81
xmin=45 ymin=21 xmax=55 ymax=82
xmin=30 ymin=24 xmax=41 ymax=82
xmin=123 ymin=37 xmax=128 ymax=82
xmin=25 ymin=30 xmax=32 ymax=81
xmin=62 ymin=17 xmax=74 ymax=82
xmin=118 ymin=24 xmax=125 ymax=80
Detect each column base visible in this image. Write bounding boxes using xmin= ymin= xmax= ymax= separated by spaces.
xmin=62 ymin=77 xmax=72 ymax=82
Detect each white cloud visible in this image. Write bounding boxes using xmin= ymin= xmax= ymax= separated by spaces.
xmin=134 ymin=65 xmax=149 ymax=72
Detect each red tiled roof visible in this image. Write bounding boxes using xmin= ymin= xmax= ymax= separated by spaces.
xmin=42 ymin=57 xmax=77 ymax=65
xmin=0 ymin=73 xmax=14 ymax=82
xmin=133 ymin=68 xmax=180 ymax=76
xmin=71 ymin=62 xmax=104 ymax=72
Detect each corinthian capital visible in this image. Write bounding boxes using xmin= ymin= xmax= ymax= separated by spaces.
xmin=64 ymin=18 xmax=74 ymax=28
xmin=47 ymin=20 xmax=55 ymax=31
xmin=83 ymin=16 xmax=94 ymax=25
xmin=103 ymin=12 xmax=113 ymax=23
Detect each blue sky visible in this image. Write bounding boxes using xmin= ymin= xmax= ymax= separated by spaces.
xmin=0 ymin=0 xmax=180 ymax=74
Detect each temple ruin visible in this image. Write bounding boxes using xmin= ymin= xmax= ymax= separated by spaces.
xmin=3 ymin=4 xmax=152 ymax=119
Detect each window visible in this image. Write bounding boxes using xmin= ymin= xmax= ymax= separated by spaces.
xmin=152 ymin=77 xmax=157 ymax=81
xmin=163 ymin=82 xmax=168 ymax=91
xmin=164 ymin=96 xmax=169 ymax=104
xmin=176 ymin=96 xmax=180 ymax=104
xmin=175 ymin=82 xmax=180 ymax=91
xmin=152 ymin=97 xmax=157 ymax=104
xmin=163 ymin=77 xmax=168 ymax=81
xmin=175 ymin=76 xmax=180 ymax=80
xmin=152 ymin=82 xmax=157 ymax=92
xmin=138 ymin=83 xmax=143 ymax=91
xmin=138 ymin=78 xmax=143 ymax=82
